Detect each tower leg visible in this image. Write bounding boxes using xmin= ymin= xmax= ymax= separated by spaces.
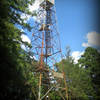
xmin=63 ymin=72 xmax=69 ymax=100
xmin=38 ymin=73 xmax=42 ymax=100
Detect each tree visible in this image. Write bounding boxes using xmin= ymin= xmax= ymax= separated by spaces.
xmin=78 ymin=47 xmax=100 ymax=100
xmin=0 ymin=0 xmax=38 ymax=100
xmin=56 ymin=47 xmax=94 ymax=100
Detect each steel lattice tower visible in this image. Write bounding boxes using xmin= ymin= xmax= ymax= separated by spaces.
xmin=31 ymin=0 xmax=68 ymax=100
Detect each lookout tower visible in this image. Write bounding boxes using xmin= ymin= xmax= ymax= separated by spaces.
xmin=31 ymin=0 xmax=68 ymax=100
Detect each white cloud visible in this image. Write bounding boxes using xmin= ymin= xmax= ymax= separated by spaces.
xmin=21 ymin=34 xmax=31 ymax=50
xmin=21 ymin=0 xmax=41 ymax=22
xmin=71 ymin=51 xmax=84 ymax=64
xmin=21 ymin=44 xmax=26 ymax=50
xmin=82 ymin=32 xmax=100 ymax=47
xmin=21 ymin=13 xmax=31 ymax=23
xmin=20 ymin=28 xmax=24 ymax=32
xmin=82 ymin=42 xmax=90 ymax=47
xmin=28 ymin=0 xmax=40 ymax=12
xmin=21 ymin=34 xmax=31 ymax=44
xmin=30 ymin=55 xmax=36 ymax=60
xmin=20 ymin=0 xmax=47 ymax=23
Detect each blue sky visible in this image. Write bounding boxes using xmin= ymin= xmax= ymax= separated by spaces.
xmin=55 ymin=0 xmax=100 ymax=54
xmin=20 ymin=0 xmax=100 ymax=63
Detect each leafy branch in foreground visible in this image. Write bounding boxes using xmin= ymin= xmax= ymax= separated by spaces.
xmin=0 ymin=0 xmax=39 ymax=100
